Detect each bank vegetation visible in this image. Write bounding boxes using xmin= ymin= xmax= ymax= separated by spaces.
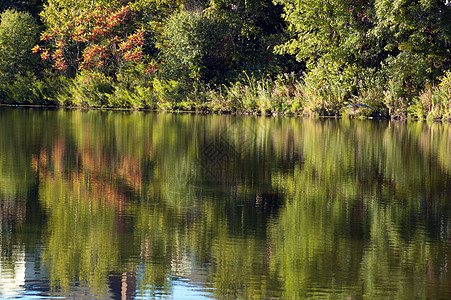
xmin=0 ymin=0 xmax=450 ymax=119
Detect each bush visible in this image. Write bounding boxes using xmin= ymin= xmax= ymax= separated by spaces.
xmin=59 ymin=71 xmax=114 ymax=107
xmin=269 ymin=72 xmax=303 ymax=114
xmin=152 ymin=78 xmax=185 ymax=109
xmin=299 ymin=60 xmax=362 ymax=116
xmin=0 ymin=73 xmax=58 ymax=105
xmin=410 ymin=70 xmax=451 ymax=120
xmin=112 ymin=63 xmax=158 ymax=108
xmin=350 ymin=69 xmax=388 ymax=117
xmin=202 ymin=71 xmax=303 ymax=114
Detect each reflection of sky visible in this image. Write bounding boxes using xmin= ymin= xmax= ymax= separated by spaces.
xmin=0 ymin=253 xmax=213 ymax=299
xmin=136 ymin=279 xmax=212 ymax=299
xmin=0 ymin=246 xmax=25 ymax=298
xmin=135 ymin=263 xmax=213 ymax=299
xmin=0 ymin=250 xmax=54 ymax=299
xmin=170 ymin=279 xmax=212 ymax=300
xmin=0 ymin=274 xmax=213 ymax=300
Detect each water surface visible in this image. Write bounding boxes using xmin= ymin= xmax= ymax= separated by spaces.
xmin=1 ymin=108 xmax=451 ymax=299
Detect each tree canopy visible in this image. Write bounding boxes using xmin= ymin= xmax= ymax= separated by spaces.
xmin=275 ymin=0 xmax=451 ymax=69
xmin=0 ymin=9 xmax=40 ymax=79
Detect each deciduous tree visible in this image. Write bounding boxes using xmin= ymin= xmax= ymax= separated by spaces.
xmin=36 ymin=1 xmax=146 ymax=76
xmin=275 ymin=0 xmax=451 ymax=69
xmin=0 ymin=9 xmax=40 ymax=79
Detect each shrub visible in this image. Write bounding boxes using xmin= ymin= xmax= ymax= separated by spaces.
xmin=351 ymin=69 xmax=388 ymax=117
xmin=203 ymin=71 xmax=302 ymax=114
xmin=112 ymin=63 xmax=158 ymax=108
xmin=299 ymin=60 xmax=361 ymax=116
xmin=59 ymin=71 xmax=114 ymax=107
xmin=0 ymin=73 xmax=58 ymax=105
xmin=410 ymin=70 xmax=451 ymax=120
xmin=152 ymin=78 xmax=184 ymax=109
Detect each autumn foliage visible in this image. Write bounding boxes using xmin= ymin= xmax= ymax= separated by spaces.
xmin=33 ymin=5 xmax=144 ymax=74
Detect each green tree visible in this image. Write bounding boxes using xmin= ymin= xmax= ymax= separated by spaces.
xmin=275 ymin=0 xmax=451 ymax=70
xmin=0 ymin=9 xmax=54 ymax=104
xmin=273 ymin=0 xmax=370 ymax=66
xmin=205 ymin=0 xmax=288 ymax=76
xmin=158 ymin=0 xmax=293 ymax=87
xmin=159 ymin=10 xmax=227 ymax=84
xmin=371 ymin=0 xmax=451 ymax=101
xmin=274 ymin=0 xmax=451 ymax=113
xmin=0 ymin=9 xmax=40 ymax=80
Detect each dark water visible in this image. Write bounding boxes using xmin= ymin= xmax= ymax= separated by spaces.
xmin=1 ymin=108 xmax=451 ymax=299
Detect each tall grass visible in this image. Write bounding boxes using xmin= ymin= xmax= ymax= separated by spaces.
xmin=205 ymin=71 xmax=303 ymax=115
xmin=409 ymin=70 xmax=451 ymax=120
xmin=30 ymin=65 xmax=451 ymax=121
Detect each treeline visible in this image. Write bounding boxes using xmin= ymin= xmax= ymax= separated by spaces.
xmin=0 ymin=0 xmax=450 ymax=119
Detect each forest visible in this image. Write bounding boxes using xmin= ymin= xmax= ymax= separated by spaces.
xmin=0 ymin=0 xmax=450 ymax=119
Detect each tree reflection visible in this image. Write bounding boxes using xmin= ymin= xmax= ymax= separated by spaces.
xmin=1 ymin=109 xmax=451 ymax=298
xmin=269 ymin=119 xmax=451 ymax=298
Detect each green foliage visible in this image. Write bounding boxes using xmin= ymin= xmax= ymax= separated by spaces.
xmin=273 ymin=0 xmax=372 ymax=65
xmin=0 ymin=9 xmax=57 ymax=104
xmin=40 ymin=0 xmax=116 ymax=30
xmin=58 ymin=63 xmax=160 ymax=108
xmin=274 ymin=0 xmax=451 ymax=117
xmin=381 ymin=52 xmax=433 ymax=117
xmin=300 ymin=60 xmax=362 ymax=115
xmin=158 ymin=5 xmax=290 ymax=92
xmin=410 ymin=70 xmax=451 ymax=120
xmin=0 ymin=9 xmax=40 ymax=80
xmin=276 ymin=0 xmax=451 ymax=69
xmin=372 ymin=0 xmax=451 ymax=61
xmin=204 ymin=71 xmax=303 ymax=114
xmin=160 ymin=10 xmax=227 ymax=85
xmin=152 ymin=77 xmax=184 ymax=108
xmin=0 ymin=73 xmax=59 ymax=105
xmin=0 ymin=0 xmax=449 ymax=117
xmin=59 ymin=70 xmax=114 ymax=107
xmin=205 ymin=0 xmax=286 ymax=75
xmin=220 ymin=79 xmax=261 ymax=112
xmin=112 ymin=63 xmax=158 ymax=108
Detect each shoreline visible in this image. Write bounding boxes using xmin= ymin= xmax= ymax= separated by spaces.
xmin=0 ymin=103 xmax=421 ymax=121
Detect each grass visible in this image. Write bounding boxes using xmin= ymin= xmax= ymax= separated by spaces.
xmin=8 ymin=69 xmax=451 ymax=121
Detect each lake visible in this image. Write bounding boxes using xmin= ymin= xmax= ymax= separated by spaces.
xmin=1 ymin=107 xmax=451 ymax=299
